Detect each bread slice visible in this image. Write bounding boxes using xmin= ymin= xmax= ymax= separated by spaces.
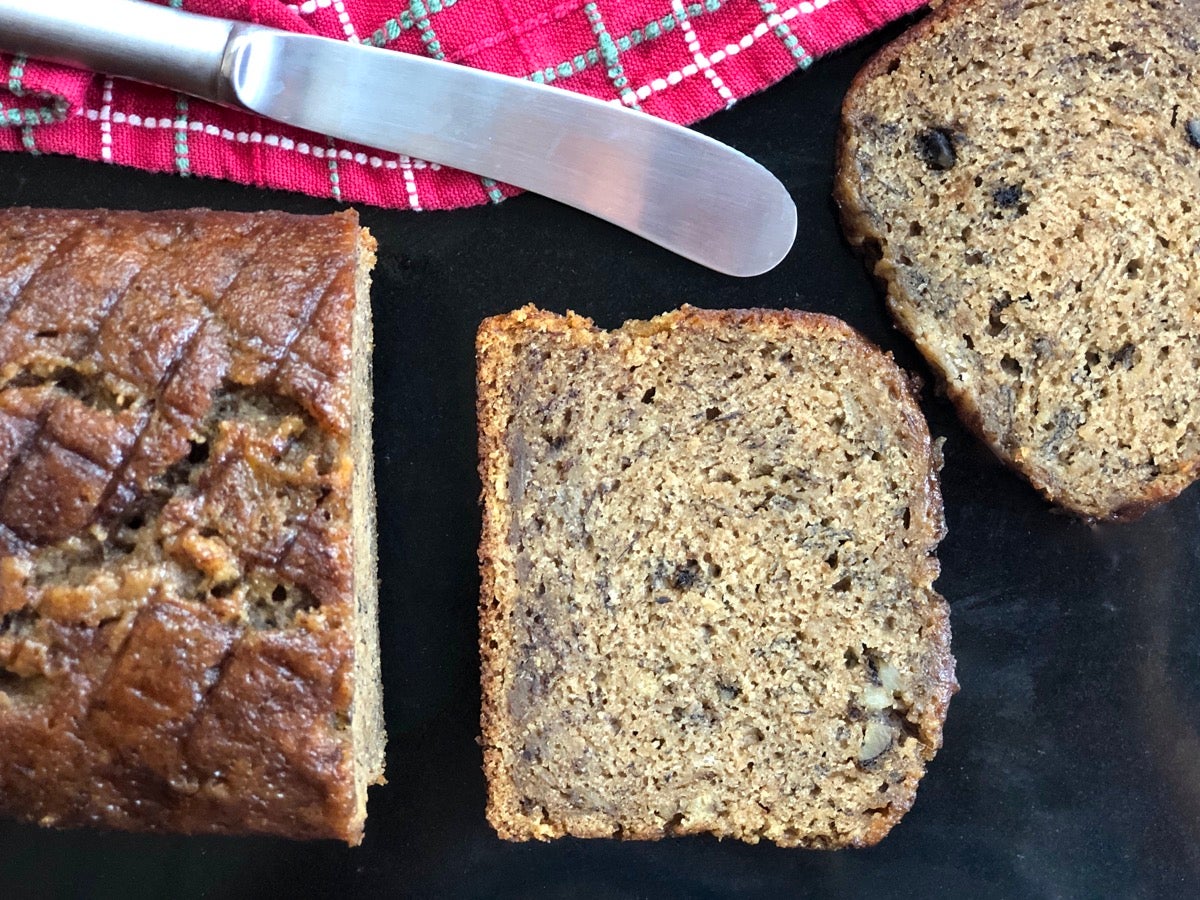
xmin=835 ymin=0 xmax=1200 ymax=519
xmin=0 ymin=208 xmax=384 ymax=843
xmin=477 ymin=306 xmax=955 ymax=848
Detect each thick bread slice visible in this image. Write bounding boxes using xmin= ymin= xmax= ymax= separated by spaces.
xmin=477 ymin=306 xmax=955 ymax=848
xmin=836 ymin=0 xmax=1200 ymax=519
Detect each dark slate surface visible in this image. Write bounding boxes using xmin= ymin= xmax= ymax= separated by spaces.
xmin=1 ymin=15 xmax=1197 ymax=899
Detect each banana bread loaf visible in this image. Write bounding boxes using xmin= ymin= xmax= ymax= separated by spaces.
xmin=0 ymin=208 xmax=384 ymax=843
xmin=477 ymin=306 xmax=955 ymax=847
xmin=836 ymin=0 xmax=1200 ymax=519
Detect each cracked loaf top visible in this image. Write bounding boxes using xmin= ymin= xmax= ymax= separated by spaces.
xmin=0 ymin=208 xmax=383 ymax=843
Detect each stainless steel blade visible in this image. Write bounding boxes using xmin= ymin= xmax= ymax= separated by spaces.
xmin=0 ymin=0 xmax=797 ymax=275
xmin=225 ymin=31 xmax=796 ymax=276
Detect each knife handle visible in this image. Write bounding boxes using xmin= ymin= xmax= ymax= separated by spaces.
xmin=0 ymin=0 xmax=242 ymax=104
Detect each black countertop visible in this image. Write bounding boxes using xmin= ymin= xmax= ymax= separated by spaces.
xmin=1 ymin=16 xmax=1198 ymax=899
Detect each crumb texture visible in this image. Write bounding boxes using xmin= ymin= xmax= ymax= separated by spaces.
xmin=477 ymin=306 xmax=955 ymax=848
xmin=0 ymin=208 xmax=382 ymax=843
xmin=836 ymin=0 xmax=1200 ymax=519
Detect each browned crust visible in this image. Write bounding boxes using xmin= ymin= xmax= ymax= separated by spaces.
xmin=832 ymin=0 xmax=1200 ymax=522
xmin=476 ymin=304 xmax=957 ymax=847
xmin=0 ymin=208 xmax=379 ymax=844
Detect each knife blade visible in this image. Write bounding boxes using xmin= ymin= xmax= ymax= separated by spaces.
xmin=0 ymin=0 xmax=797 ymax=276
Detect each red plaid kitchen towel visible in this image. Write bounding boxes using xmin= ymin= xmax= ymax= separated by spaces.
xmin=0 ymin=0 xmax=924 ymax=210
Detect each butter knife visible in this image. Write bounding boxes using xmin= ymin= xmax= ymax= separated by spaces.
xmin=0 ymin=0 xmax=797 ymax=276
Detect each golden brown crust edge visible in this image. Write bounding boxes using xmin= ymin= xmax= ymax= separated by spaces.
xmin=476 ymin=304 xmax=957 ymax=846
xmin=832 ymin=0 xmax=1199 ymax=522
